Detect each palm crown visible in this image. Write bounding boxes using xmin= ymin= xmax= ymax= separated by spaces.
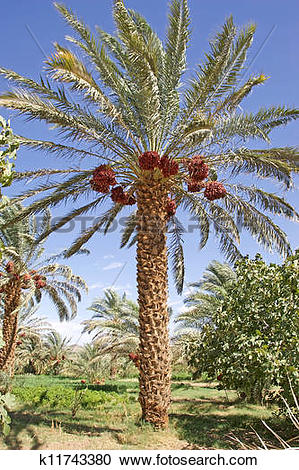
xmin=0 ymin=1 xmax=298 ymax=294
xmin=0 ymin=202 xmax=88 ymax=319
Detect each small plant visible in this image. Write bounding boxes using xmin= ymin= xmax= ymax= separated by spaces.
xmin=0 ymin=342 xmax=16 ymax=436
xmin=71 ymin=380 xmax=88 ymax=417
xmin=230 ymin=379 xmax=299 ymax=449
xmin=0 ymin=391 xmax=16 ymax=436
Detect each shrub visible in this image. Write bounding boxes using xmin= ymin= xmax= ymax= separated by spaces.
xmin=187 ymin=253 xmax=299 ymax=404
xmin=13 ymin=385 xmax=129 ymax=410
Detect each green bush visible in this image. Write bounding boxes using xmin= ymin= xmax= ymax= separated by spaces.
xmin=187 ymin=253 xmax=299 ymax=404
xmin=13 ymin=385 xmax=129 ymax=409
xmin=171 ymin=370 xmax=193 ymax=381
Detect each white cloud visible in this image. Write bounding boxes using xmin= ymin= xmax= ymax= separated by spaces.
xmin=111 ymin=284 xmax=132 ymax=296
xmin=103 ymin=254 xmax=115 ymax=260
xmin=48 ymin=320 xmax=89 ymax=345
xmin=102 ymin=262 xmax=124 ymax=271
xmin=89 ymin=281 xmax=105 ymax=290
xmin=88 ymin=280 xmax=132 ymax=294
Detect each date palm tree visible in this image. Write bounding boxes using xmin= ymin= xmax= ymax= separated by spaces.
xmin=0 ymin=1 xmax=298 ymax=426
xmin=2 ymin=303 xmax=52 ymax=374
xmin=67 ymin=342 xmax=116 ymax=383
xmin=43 ymin=330 xmax=72 ymax=375
xmin=175 ymin=260 xmax=236 ymax=336
xmin=0 ymin=202 xmax=88 ymax=375
xmin=15 ymin=334 xmax=49 ymax=375
xmin=84 ymin=289 xmax=139 ymax=347
xmin=83 ymin=289 xmax=139 ymax=377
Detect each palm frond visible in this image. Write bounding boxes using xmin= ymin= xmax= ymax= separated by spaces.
xmin=158 ymin=0 xmax=190 ymax=148
xmin=0 ymin=90 xmax=131 ymax=156
xmin=35 ymin=195 xmax=107 ymax=244
xmin=16 ymin=135 xmax=103 ymax=161
xmin=168 ymin=216 xmax=185 ymax=294
xmin=223 ymin=193 xmax=292 ymax=258
xmin=113 ymin=0 xmax=162 ymax=148
xmin=0 ymin=173 xmax=92 ymax=231
xmin=218 ymin=147 xmax=299 ymax=188
xmin=120 ymin=210 xmax=137 ymax=248
xmin=216 ymin=74 xmax=268 ymax=113
xmin=64 ymin=204 xmax=124 ymax=257
xmin=226 ymin=183 xmax=298 ymax=221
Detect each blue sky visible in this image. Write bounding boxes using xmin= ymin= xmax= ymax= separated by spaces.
xmin=0 ymin=0 xmax=298 ymax=343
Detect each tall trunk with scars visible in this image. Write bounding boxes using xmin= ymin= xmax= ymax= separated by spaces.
xmin=136 ymin=180 xmax=171 ymax=429
xmin=0 ymin=278 xmax=21 ymax=377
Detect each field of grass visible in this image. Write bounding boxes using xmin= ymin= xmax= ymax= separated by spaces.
xmin=0 ymin=374 xmax=295 ymax=450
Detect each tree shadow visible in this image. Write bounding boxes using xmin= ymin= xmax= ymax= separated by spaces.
xmin=172 ymin=397 xmax=236 ymax=405
xmin=50 ymin=411 xmax=124 ymax=436
xmin=4 ymin=412 xmax=45 ymax=450
xmin=169 ymin=411 xmax=267 ymax=449
xmin=3 ymin=408 xmax=124 ymax=450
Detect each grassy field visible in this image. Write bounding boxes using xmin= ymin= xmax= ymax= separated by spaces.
xmin=0 ymin=375 xmax=294 ymax=450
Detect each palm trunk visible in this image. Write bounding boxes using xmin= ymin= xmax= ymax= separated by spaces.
xmin=0 ymin=278 xmax=21 ymax=377
xmin=136 ymin=181 xmax=171 ymax=429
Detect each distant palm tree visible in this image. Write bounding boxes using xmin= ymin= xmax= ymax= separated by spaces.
xmin=83 ymin=289 xmax=139 ymax=375
xmin=7 ymin=304 xmax=52 ymax=374
xmin=15 ymin=335 xmax=49 ymax=375
xmin=175 ymin=261 xmax=236 ymax=337
xmin=43 ymin=331 xmax=72 ymax=375
xmin=0 ymin=202 xmax=88 ymax=375
xmin=0 ymin=0 xmax=298 ymax=426
xmin=17 ymin=304 xmax=52 ymax=339
xmin=66 ymin=342 xmax=111 ymax=383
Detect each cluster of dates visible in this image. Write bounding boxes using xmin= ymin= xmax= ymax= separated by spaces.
xmin=90 ymin=165 xmax=135 ymax=205
xmin=138 ymin=151 xmax=179 ymax=177
xmin=128 ymin=352 xmax=140 ymax=369
xmin=186 ymin=155 xmax=226 ymax=201
xmin=0 ymin=262 xmax=46 ymax=292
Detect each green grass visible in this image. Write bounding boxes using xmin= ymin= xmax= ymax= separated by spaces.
xmin=0 ymin=374 xmax=295 ymax=450
xmin=13 ymin=374 xmax=80 ymax=388
xmin=13 ymin=375 xmax=138 ymax=392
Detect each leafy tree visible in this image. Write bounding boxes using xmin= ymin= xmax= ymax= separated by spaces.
xmin=0 ymin=116 xmax=19 ymax=197
xmin=0 ymin=1 xmax=298 ymax=426
xmin=187 ymin=253 xmax=299 ymax=403
xmin=0 ymin=388 xmax=15 ymax=436
xmin=0 ymin=203 xmax=88 ymax=375
xmin=0 ymin=332 xmax=15 ymax=436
